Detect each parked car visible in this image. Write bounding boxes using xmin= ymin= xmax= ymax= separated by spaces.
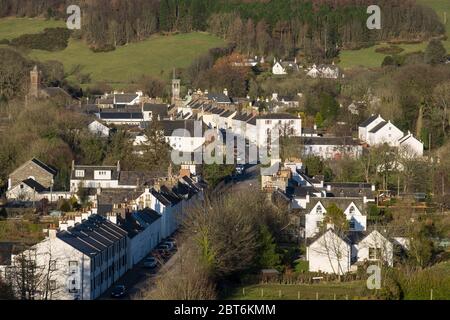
xmin=236 ymin=165 xmax=245 ymax=175
xmin=163 ymin=241 xmax=176 ymax=251
xmin=143 ymin=257 xmax=158 ymax=269
xmin=110 ymin=285 xmax=126 ymax=298
xmin=157 ymin=244 xmax=171 ymax=256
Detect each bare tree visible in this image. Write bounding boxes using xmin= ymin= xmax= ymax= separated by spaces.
xmin=7 ymin=240 xmax=61 ymax=300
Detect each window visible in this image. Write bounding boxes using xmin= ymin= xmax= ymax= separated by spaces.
xmin=349 ymin=206 xmax=355 ymax=215
xmin=75 ymin=170 xmax=85 ymax=178
xmin=316 ymin=221 xmax=322 ymax=228
xmin=49 ymin=280 xmax=57 ymax=291
xmin=349 ymin=219 xmax=356 ymax=230
xmin=369 ymin=248 xmax=382 ymax=260
xmin=316 ymin=206 xmax=323 ymax=214
xmin=49 ymin=260 xmax=57 ymax=271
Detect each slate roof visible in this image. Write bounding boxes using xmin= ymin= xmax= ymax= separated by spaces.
xmin=31 ymin=158 xmax=57 ymax=175
xmin=207 ymin=92 xmax=232 ymax=104
xmin=159 ymin=120 xmax=207 ymax=137
xmin=369 ymin=121 xmax=388 ymax=133
xmin=41 ymin=87 xmax=72 ymax=99
xmin=304 ymin=198 xmax=366 ymax=215
xmin=300 ymin=137 xmax=361 ymax=146
xmin=99 ymin=112 xmax=144 ymax=120
xmin=71 ymin=165 xmax=119 ymax=180
xmin=21 ymin=178 xmax=48 ymax=193
xmin=360 ymin=115 xmax=379 ymax=128
xmin=57 ymin=215 xmax=128 ymax=257
xmin=257 ymin=113 xmax=300 ymax=120
xmin=114 ymin=94 xmax=138 ymax=104
xmin=134 ymin=208 xmax=161 ymax=225
xmin=143 ymin=103 xmax=169 ymax=119
xmin=118 ymin=171 xmax=162 ymax=186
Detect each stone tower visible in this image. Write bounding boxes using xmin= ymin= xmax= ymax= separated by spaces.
xmin=30 ymin=65 xmax=41 ymax=98
xmin=171 ymin=68 xmax=180 ymax=105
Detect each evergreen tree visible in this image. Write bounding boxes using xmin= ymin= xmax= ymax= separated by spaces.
xmin=424 ymin=39 xmax=447 ymax=65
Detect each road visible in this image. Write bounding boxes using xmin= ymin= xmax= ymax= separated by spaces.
xmin=100 ymin=164 xmax=260 ymax=300
xmin=99 ymin=248 xmax=181 ymax=300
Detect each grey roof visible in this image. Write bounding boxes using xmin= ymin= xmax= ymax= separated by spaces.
xmin=97 ymin=189 xmax=144 ymax=206
xmin=114 ymin=94 xmax=138 ymax=104
xmin=143 ymin=103 xmax=169 ymax=119
xmin=57 ymin=215 xmax=128 ymax=257
xmin=304 ymin=198 xmax=366 ymax=214
xmin=324 ymin=182 xmax=375 ymax=198
xmin=207 ymin=92 xmax=232 ymax=104
xmin=257 ymin=113 xmax=300 ymax=120
xmin=41 ymin=87 xmax=72 ymax=99
xmin=22 ymin=178 xmax=48 ymax=193
xmin=151 ymin=189 xmax=172 ymax=206
xmin=360 ymin=115 xmax=379 ymax=128
xmin=159 ymin=120 xmax=207 ymax=137
xmin=118 ymin=171 xmax=162 ymax=186
xmin=369 ymin=121 xmax=388 ymax=133
xmin=31 ymin=158 xmax=57 ymax=175
xmin=71 ymin=165 xmax=119 ymax=180
xmin=300 ymin=137 xmax=361 ymax=146
xmin=307 ymin=230 xmax=366 ymax=246
xmin=134 ymin=209 xmax=161 ymax=225
xmin=99 ymin=112 xmax=143 ymax=120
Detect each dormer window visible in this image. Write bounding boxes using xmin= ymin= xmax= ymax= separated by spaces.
xmin=349 ymin=206 xmax=355 ymax=215
xmin=75 ymin=170 xmax=85 ymax=178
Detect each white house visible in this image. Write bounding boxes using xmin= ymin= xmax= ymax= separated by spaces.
xmin=355 ymin=230 xmax=394 ymax=267
xmin=306 ymin=64 xmax=340 ymax=79
xmin=307 ymin=228 xmax=351 ymax=275
xmin=3 ymin=215 xmax=129 ymax=300
xmin=301 ymin=136 xmax=363 ymax=160
xmin=134 ymin=120 xmax=206 ymax=154
xmin=249 ymin=113 xmax=302 ymax=146
xmin=367 ymin=120 xmax=404 ymax=147
xmin=272 ymin=59 xmax=299 ymax=75
xmin=88 ymin=120 xmax=110 ymax=137
xmin=359 ymin=115 xmax=424 ymax=157
xmin=307 ymin=229 xmax=396 ymax=275
xmin=304 ymin=200 xmax=367 ymax=238
xmin=398 ymin=131 xmax=424 ymax=157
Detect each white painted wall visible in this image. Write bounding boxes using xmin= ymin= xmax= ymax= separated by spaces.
xmin=307 ymin=230 xmax=351 ymax=274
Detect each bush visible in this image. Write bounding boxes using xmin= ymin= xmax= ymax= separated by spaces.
xmin=294 ymin=260 xmax=309 ymax=273
xmin=375 ymin=46 xmax=404 ymax=55
xmin=10 ymin=28 xmax=71 ymax=51
xmin=91 ymin=44 xmax=116 ymax=53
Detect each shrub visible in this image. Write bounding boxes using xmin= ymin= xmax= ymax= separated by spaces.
xmin=10 ymin=28 xmax=71 ymax=51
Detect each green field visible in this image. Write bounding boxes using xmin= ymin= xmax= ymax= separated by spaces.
xmin=339 ymin=0 xmax=450 ymax=69
xmin=227 ymin=281 xmax=370 ymax=300
xmin=0 ymin=17 xmax=225 ymax=88
xmin=29 ymin=32 xmax=225 ymax=88
xmin=0 ymin=17 xmax=64 ymax=40
xmin=30 ymin=33 xmax=224 ymax=87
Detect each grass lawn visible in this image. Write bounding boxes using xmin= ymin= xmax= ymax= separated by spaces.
xmin=29 ymin=32 xmax=225 ymax=88
xmin=0 ymin=17 xmax=65 ymax=40
xmin=339 ymin=0 xmax=450 ymax=69
xmin=226 ymin=281 xmax=370 ymax=300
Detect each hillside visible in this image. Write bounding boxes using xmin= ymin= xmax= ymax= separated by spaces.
xmin=28 ymin=32 xmax=225 ymax=88
xmin=339 ymin=0 xmax=450 ymax=69
xmin=0 ymin=17 xmax=64 ymax=40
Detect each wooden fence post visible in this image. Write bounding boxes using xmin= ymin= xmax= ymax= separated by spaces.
xmin=261 ymin=289 xmax=264 ymax=297
xmin=297 ymin=291 xmax=300 ymax=300
xmin=316 ymin=292 xmax=319 ymax=300
xmin=279 ymin=290 xmax=282 ymax=298
xmin=430 ymin=289 xmax=433 ymax=301
xmin=242 ymin=288 xmax=245 ymax=296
